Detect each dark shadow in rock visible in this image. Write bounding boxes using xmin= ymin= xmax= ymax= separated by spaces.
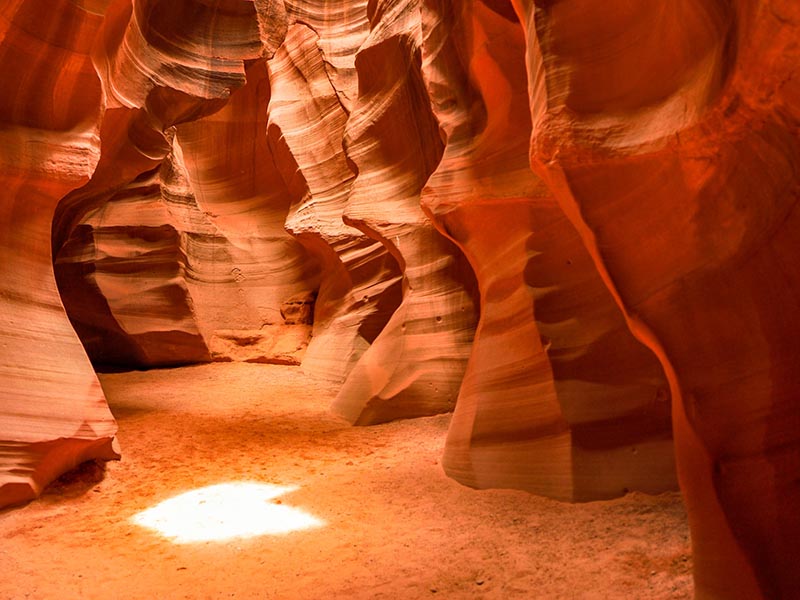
xmin=41 ymin=460 xmax=108 ymax=500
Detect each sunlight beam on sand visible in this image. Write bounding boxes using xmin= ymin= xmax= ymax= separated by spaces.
xmin=131 ymin=482 xmax=324 ymax=543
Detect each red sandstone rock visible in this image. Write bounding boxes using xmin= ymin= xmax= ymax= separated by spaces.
xmin=332 ymin=0 xmax=479 ymax=424
xmin=513 ymin=0 xmax=800 ymax=597
xmin=266 ymin=20 xmax=403 ymax=383
xmin=174 ymin=61 xmax=320 ymax=349
xmin=418 ymin=0 xmax=675 ymax=502
xmin=1 ymin=3 xmax=798 ymax=598
xmin=208 ymin=326 xmax=311 ymax=365
xmin=55 ymin=8 xmax=316 ymax=368
xmin=55 ymin=167 xmax=211 ymax=366
xmin=0 ymin=1 xmax=119 ymax=508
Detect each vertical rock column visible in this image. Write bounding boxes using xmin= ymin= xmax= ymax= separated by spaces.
xmin=333 ymin=0 xmax=478 ymax=424
xmin=419 ymin=0 xmax=674 ymax=501
xmin=516 ymin=0 xmax=800 ymax=597
xmin=175 ymin=61 xmax=321 ymax=363
xmin=267 ymin=19 xmax=403 ymax=383
xmin=0 ymin=1 xmax=118 ymax=509
xmin=56 ymin=164 xmax=211 ymax=367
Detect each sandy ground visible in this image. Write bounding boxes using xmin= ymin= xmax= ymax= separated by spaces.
xmin=0 ymin=363 xmax=692 ymax=599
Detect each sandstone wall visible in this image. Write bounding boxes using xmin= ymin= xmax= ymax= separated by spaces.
xmin=418 ymin=0 xmax=675 ymax=501
xmin=1 ymin=2 xmax=797 ymax=598
xmin=0 ymin=1 xmax=118 ymax=508
xmin=513 ymin=1 xmax=800 ymax=596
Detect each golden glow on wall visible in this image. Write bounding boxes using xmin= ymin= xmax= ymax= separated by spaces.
xmin=131 ymin=482 xmax=324 ymax=543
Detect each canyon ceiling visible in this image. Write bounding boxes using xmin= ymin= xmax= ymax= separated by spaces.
xmin=0 ymin=1 xmax=798 ymax=598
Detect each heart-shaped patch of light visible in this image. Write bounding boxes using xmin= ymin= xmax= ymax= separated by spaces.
xmin=131 ymin=482 xmax=324 ymax=543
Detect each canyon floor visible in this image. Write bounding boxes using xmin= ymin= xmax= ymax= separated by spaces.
xmin=0 ymin=363 xmax=691 ymax=599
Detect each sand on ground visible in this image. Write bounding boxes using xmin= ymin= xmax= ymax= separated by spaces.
xmin=0 ymin=363 xmax=692 ymax=599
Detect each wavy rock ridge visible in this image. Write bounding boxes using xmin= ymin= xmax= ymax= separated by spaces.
xmin=514 ymin=1 xmax=800 ymax=597
xmin=0 ymin=0 xmax=119 ymax=509
xmin=417 ymin=0 xmax=677 ymax=502
xmin=1 ymin=1 xmax=798 ymax=598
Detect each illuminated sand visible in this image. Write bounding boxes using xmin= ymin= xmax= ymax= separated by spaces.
xmin=0 ymin=363 xmax=691 ymax=599
xmin=131 ymin=483 xmax=324 ymax=543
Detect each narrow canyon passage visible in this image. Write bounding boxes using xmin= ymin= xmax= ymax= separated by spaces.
xmin=0 ymin=363 xmax=690 ymax=599
xmin=2 ymin=0 xmax=798 ymax=595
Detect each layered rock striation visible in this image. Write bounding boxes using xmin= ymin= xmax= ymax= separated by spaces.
xmin=419 ymin=0 xmax=674 ymax=501
xmin=514 ymin=1 xmax=800 ymax=597
xmin=333 ymin=0 xmax=479 ymax=424
xmin=266 ymin=18 xmax=404 ymax=384
xmin=0 ymin=1 xmax=119 ymax=508
xmin=1 ymin=2 xmax=798 ymax=599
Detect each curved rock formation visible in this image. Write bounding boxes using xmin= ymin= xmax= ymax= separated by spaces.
xmin=3 ymin=3 xmax=799 ymax=597
xmin=0 ymin=0 xmax=118 ymax=508
xmin=55 ymin=165 xmax=211 ymax=367
xmin=333 ymin=0 xmax=479 ymax=424
xmin=418 ymin=0 xmax=674 ymax=501
xmin=174 ymin=60 xmax=321 ymax=362
xmin=55 ymin=3 xmax=317 ymax=368
xmin=515 ymin=1 xmax=800 ymax=597
xmin=97 ymin=0 xmax=269 ymax=114
xmin=266 ymin=20 xmax=403 ymax=383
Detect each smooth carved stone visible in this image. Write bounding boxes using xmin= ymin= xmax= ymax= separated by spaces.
xmin=55 ymin=169 xmax=211 ymax=367
xmin=174 ymin=61 xmax=320 ymax=343
xmin=4 ymin=7 xmax=799 ymax=600
xmin=53 ymin=108 xmax=170 ymax=267
xmin=418 ymin=0 xmax=674 ymax=501
xmin=515 ymin=0 xmax=800 ymax=597
xmin=96 ymin=0 xmax=267 ymax=112
xmin=55 ymin=2 xmax=301 ymax=369
xmin=333 ymin=0 xmax=478 ymax=424
xmin=52 ymin=105 xmax=185 ymax=370
xmin=56 ymin=111 xmax=313 ymax=368
xmin=53 ymin=107 xmax=170 ymax=368
xmin=267 ymin=22 xmax=403 ymax=383
xmin=0 ymin=1 xmax=119 ymax=510
xmin=283 ymin=0 xmax=370 ymax=112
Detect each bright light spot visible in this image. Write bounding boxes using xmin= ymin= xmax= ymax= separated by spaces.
xmin=131 ymin=482 xmax=324 ymax=543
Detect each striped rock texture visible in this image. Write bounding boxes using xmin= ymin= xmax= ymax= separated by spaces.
xmin=55 ymin=164 xmax=212 ymax=366
xmin=0 ymin=1 xmax=119 ymax=508
xmin=266 ymin=18 xmax=404 ymax=384
xmin=418 ymin=0 xmax=674 ymax=502
xmin=2 ymin=2 xmax=799 ymax=598
xmin=513 ymin=1 xmax=800 ymax=597
xmin=333 ymin=0 xmax=479 ymax=424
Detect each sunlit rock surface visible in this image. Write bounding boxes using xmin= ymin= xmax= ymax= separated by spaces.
xmin=267 ymin=19 xmax=403 ymax=384
xmin=56 ymin=7 xmax=318 ymax=368
xmin=333 ymin=0 xmax=479 ymax=424
xmin=174 ymin=61 xmax=320 ymax=362
xmin=55 ymin=167 xmax=211 ymax=366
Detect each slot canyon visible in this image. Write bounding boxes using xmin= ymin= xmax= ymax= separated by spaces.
xmin=0 ymin=0 xmax=797 ymax=598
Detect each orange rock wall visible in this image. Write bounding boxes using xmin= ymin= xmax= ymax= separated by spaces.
xmin=513 ymin=1 xmax=800 ymax=597
xmin=1 ymin=2 xmax=798 ymax=598
xmin=333 ymin=0 xmax=479 ymax=424
xmin=266 ymin=16 xmax=404 ymax=383
xmin=419 ymin=0 xmax=675 ymax=501
xmin=0 ymin=1 xmax=119 ymax=507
